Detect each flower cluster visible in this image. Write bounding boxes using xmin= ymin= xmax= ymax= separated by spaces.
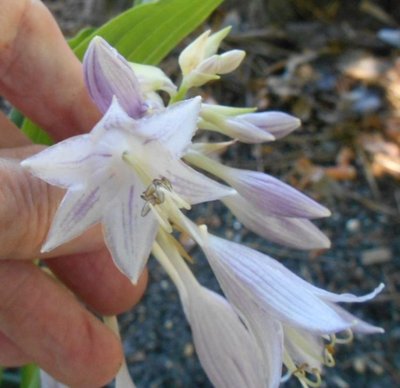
xmin=22 ymin=30 xmax=384 ymax=388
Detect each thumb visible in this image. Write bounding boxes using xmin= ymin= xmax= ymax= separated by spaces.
xmin=0 ymin=145 xmax=104 ymax=260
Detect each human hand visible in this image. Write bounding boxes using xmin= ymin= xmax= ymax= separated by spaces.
xmin=0 ymin=1 xmax=147 ymax=386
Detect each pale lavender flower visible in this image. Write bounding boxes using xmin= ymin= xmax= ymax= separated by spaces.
xmin=222 ymin=193 xmax=330 ymax=249
xmin=153 ymin=233 xmax=270 ymax=388
xmin=200 ymin=104 xmax=301 ymax=143
xmin=83 ymin=36 xmax=146 ymax=118
xmin=185 ymin=149 xmax=330 ymax=219
xmin=22 ymin=66 xmax=232 ymax=282
xmin=200 ymin=231 xmax=384 ymax=335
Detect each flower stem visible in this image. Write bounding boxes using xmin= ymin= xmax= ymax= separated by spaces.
xmin=169 ymin=85 xmax=188 ymax=105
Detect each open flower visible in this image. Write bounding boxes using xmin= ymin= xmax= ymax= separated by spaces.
xmin=153 ymin=232 xmax=269 ymax=388
xmin=201 ymin=231 xmax=384 ymax=335
xmin=22 ymin=37 xmax=233 ymax=282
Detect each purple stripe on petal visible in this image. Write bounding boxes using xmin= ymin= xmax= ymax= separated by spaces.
xmin=70 ymin=187 xmax=101 ymax=223
xmin=83 ymin=36 xmax=146 ymax=119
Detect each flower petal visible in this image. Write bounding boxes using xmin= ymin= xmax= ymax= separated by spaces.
xmin=134 ymin=97 xmax=201 ymax=158
xmin=179 ymin=30 xmax=210 ymax=75
xmin=222 ymin=193 xmax=331 ymax=249
xmin=42 ymin=185 xmax=108 ymax=252
xmin=103 ymin=182 xmax=158 ymax=283
xmin=328 ymin=303 xmax=384 ymax=334
xmin=239 ymin=111 xmax=301 ymax=140
xmin=222 ymin=168 xmax=331 ymax=219
xmin=83 ymin=36 xmax=145 ymax=118
xmin=204 ymin=234 xmax=355 ymax=333
xmin=313 ymin=283 xmax=385 ymax=304
xmin=232 ymin=299 xmax=283 ymax=388
xmin=162 ymin=159 xmax=235 ymax=204
xmin=21 ymin=135 xmax=97 ymax=189
xmin=184 ymin=286 xmax=267 ymax=388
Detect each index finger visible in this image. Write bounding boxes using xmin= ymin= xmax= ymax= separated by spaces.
xmin=0 ymin=0 xmax=101 ymax=141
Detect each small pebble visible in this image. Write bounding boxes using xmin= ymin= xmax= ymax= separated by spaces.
xmin=160 ymin=280 xmax=170 ymax=290
xmin=361 ymin=247 xmax=392 ymax=265
xmin=183 ymin=342 xmax=194 ymax=358
xmin=346 ymin=218 xmax=360 ymax=233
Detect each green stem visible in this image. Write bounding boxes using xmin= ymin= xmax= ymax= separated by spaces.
xmin=169 ymin=85 xmax=189 ymax=105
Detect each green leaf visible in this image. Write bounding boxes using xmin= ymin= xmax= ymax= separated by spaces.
xmin=74 ymin=0 xmax=223 ymax=65
xmin=21 ymin=119 xmax=53 ymax=145
xmin=20 ymin=364 xmax=40 ymax=388
xmin=8 ymin=108 xmax=24 ymax=128
xmin=68 ymin=26 xmax=97 ymax=49
xmin=19 ymin=0 xmax=222 ymax=145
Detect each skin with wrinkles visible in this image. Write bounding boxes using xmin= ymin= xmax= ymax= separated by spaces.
xmin=0 ymin=1 xmax=147 ymax=386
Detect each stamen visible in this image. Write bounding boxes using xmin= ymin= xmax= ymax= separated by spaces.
xmin=323 ymin=345 xmax=336 ymax=367
xmin=334 ymin=329 xmax=354 ymax=344
xmin=294 ymin=364 xmax=322 ymax=388
xmin=167 ymin=234 xmax=195 ymax=264
xmin=122 ymin=151 xmax=152 ymax=186
xmin=149 ymin=203 xmax=173 ymax=233
xmin=140 ymin=177 xmax=192 ymax=235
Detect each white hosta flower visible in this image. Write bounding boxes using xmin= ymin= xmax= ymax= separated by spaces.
xmin=179 ymin=27 xmax=245 ymax=89
xmin=22 ymin=97 xmax=232 ymax=282
xmin=200 ymin=104 xmax=301 ymax=143
xmin=185 ymin=150 xmax=330 ymax=219
xmin=200 ymin=231 xmax=384 ymax=335
xmin=222 ymin=193 xmax=331 ymax=249
xmin=152 ymin=234 xmax=269 ymax=388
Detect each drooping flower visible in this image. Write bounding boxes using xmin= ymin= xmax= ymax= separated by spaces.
xmin=199 ymin=103 xmax=301 ymax=143
xmin=199 ymin=230 xmax=383 ymax=335
xmin=221 ymin=193 xmax=330 ymax=249
xmin=152 ymin=232 xmax=270 ymax=388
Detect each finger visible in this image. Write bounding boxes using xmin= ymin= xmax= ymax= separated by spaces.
xmin=0 ymin=260 xmax=123 ymax=387
xmin=0 ymin=149 xmax=102 ymax=260
xmin=0 ymin=331 xmax=30 ymax=366
xmin=0 ymin=111 xmax=31 ymax=148
xmin=0 ymin=0 xmax=101 ymax=141
xmin=0 ymin=146 xmax=146 ymax=315
xmin=46 ymin=249 xmax=148 ymax=315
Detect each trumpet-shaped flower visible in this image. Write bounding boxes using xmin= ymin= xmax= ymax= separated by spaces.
xmin=200 ymin=104 xmax=301 ymax=143
xmin=152 ymin=234 xmax=269 ymax=388
xmin=185 ymin=149 xmax=330 ymax=219
xmin=222 ymin=193 xmax=331 ymax=249
xmin=200 ymin=231 xmax=384 ymax=335
xmin=22 ymin=96 xmax=232 ymax=282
